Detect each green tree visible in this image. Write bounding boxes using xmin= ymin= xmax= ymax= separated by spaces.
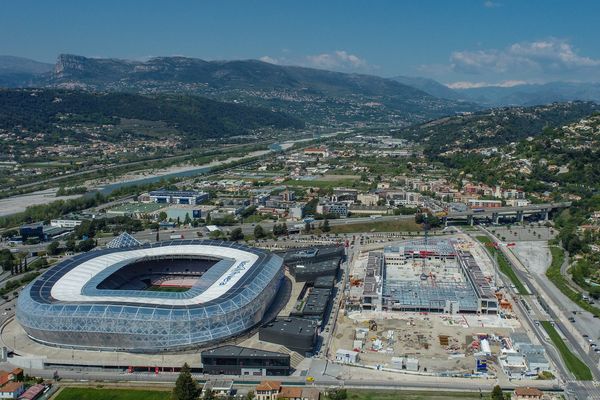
xmin=322 ymin=218 xmax=331 ymax=232
xmin=184 ymin=213 xmax=192 ymax=226
xmin=65 ymin=238 xmax=76 ymax=252
xmin=159 ymin=211 xmax=168 ymax=222
xmin=326 ymin=388 xmax=347 ymax=400
xmin=76 ymin=238 xmax=96 ymax=252
xmin=254 ymin=225 xmax=266 ymax=239
xmin=0 ymin=250 xmax=15 ymax=272
xmin=304 ymin=222 xmax=312 ymax=234
xmin=46 ymin=241 xmax=60 ymax=256
xmin=229 ymin=228 xmax=244 ymax=241
xmin=171 ymin=363 xmax=199 ymax=400
xmin=491 ymin=385 xmax=504 ymax=400
xmin=208 ymin=230 xmax=223 ymax=239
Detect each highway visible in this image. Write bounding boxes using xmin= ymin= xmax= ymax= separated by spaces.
xmin=479 ymin=227 xmax=600 ymax=399
xmin=447 ymin=202 xmax=572 ymax=218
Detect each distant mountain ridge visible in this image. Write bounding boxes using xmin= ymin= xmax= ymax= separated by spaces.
xmin=453 ymin=82 xmax=600 ymax=106
xmin=391 ymin=75 xmax=464 ymax=101
xmin=0 ymin=55 xmax=53 ymax=87
xmin=0 ymin=55 xmax=53 ymax=74
xmin=3 ymin=53 xmax=600 ymax=125
xmin=0 ymin=54 xmax=476 ymax=126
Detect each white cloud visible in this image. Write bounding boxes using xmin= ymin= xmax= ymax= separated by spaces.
xmin=450 ymin=38 xmax=600 ymax=76
xmin=258 ymin=50 xmax=372 ymax=72
xmin=305 ymin=50 xmax=368 ymax=70
xmin=259 ymin=56 xmax=279 ymax=64
xmin=446 ymin=80 xmax=528 ymax=89
xmin=483 ymin=1 xmax=501 ymax=8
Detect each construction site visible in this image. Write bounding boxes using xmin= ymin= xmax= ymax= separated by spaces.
xmin=335 ymin=234 xmax=551 ymax=377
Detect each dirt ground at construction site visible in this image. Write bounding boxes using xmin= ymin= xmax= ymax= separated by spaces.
xmin=332 ymin=311 xmax=521 ymax=374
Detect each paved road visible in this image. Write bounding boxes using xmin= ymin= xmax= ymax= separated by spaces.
xmin=0 ymin=361 xmax=562 ymax=394
xmin=468 ymin=229 xmax=571 ymax=381
xmin=479 ymin=227 xmax=600 ymax=399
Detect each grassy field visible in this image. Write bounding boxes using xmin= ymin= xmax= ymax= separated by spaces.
xmin=347 ymin=389 xmax=491 ymax=400
xmin=545 ymin=246 xmax=600 ymax=318
xmin=54 ymin=387 xmax=169 ymax=400
xmin=540 ymin=321 xmax=593 ymax=380
xmin=476 ymin=236 xmax=528 ymax=294
xmin=330 ymin=219 xmax=422 ymax=234
xmin=282 ymin=176 xmax=367 ymax=191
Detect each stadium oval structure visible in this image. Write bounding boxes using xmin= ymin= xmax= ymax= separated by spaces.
xmin=16 ymin=240 xmax=284 ymax=352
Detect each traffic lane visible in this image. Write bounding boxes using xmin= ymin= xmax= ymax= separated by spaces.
xmin=493 ymin=237 xmax=600 ymax=380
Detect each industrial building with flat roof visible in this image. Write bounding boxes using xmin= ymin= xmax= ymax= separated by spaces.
xmin=359 ymin=239 xmax=498 ymax=314
xmin=201 ymin=345 xmax=290 ymax=376
xmin=282 ymin=246 xmax=343 ymax=282
xmin=148 ymin=190 xmax=209 ymax=205
xmin=259 ymin=318 xmax=319 ymax=355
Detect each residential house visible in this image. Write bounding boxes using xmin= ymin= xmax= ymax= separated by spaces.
xmin=299 ymin=388 xmax=320 ymax=400
xmin=513 ymin=387 xmax=543 ymax=400
xmin=0 ymin=382 xmax=24 ymax=399
xmin=255 ymin=381 xmax=281 ymax=400
xmin=278 ymin=386 xmax=303 ymax=400
xmin=202 ymin=380 xmax=233 ymax=398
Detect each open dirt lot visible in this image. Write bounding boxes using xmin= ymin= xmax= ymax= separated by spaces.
xmin=332 ymin=311 xmax=520 ymax=374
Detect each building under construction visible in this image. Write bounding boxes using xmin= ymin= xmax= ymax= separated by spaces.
xmin=358 ymin=239 xmax=498 ymax=314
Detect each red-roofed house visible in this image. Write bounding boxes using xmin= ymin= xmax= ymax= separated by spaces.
xmin=256 ymin=381 xmax=281 ymax=400
xmin=0 ymin=373 xmax=10 ymax=387
xmin=0 ymin=381 xmax=24 ymax=399
xmin=514 ymin=387 xmax=543 ymax=400
xmin=8 ymin=370 xmax=22 ymax=383
xmin=278 ymin=386 xmax=303 ymax=400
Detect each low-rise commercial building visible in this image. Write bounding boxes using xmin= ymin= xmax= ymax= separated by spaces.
xmin=201 ymin=345 xmax=290 ymax=376
xmin=259 ymin=318 xmax=319 ymax=356
xmin=148 ymin=190 xmax=209 ymax=205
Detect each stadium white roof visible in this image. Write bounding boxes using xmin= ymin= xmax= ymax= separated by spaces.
xmin=50 ymin=245 xmax=258 ymax=306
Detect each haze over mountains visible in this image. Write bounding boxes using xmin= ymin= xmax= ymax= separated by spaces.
xmin=392 ymin=75 xmax=600 ymax=107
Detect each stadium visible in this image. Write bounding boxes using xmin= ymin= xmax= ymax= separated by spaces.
xmin=15 ymin=240 xmax=284 ymax=352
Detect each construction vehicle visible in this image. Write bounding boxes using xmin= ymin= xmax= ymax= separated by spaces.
xmin=368 ymin=319 xmax=377 ymax=331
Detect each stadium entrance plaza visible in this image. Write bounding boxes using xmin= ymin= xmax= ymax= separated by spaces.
xmin=2 ymin=320 xmax=198 ymax=368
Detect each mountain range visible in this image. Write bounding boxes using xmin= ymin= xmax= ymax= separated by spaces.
xmin=0 ymin=54 xmax=474 ymax=126
xmin=2 ymin=54 xmax=600 ymax=126
xmin=391 ymin=75 xmax=600 ymax=106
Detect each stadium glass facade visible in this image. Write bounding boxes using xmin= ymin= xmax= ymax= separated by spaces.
xmin=16 ymin=240 xmax=283 ymax=352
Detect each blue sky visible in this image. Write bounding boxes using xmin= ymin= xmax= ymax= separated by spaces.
xmin=2 ymin=0 xmax=600 ymax=86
